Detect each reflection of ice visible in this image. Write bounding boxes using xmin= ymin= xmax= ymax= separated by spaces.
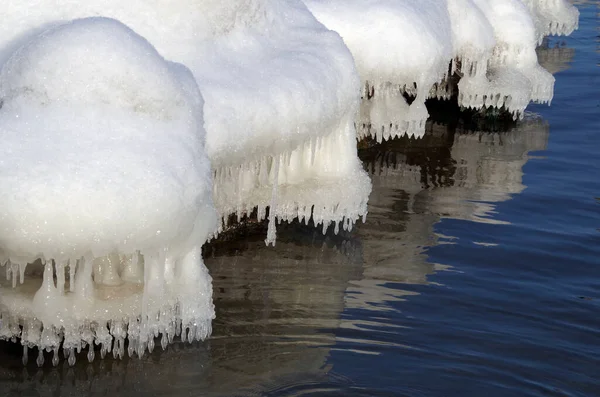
xmin=346 ymin=114 xmax=549 ymax=314
xmin=431 ymin=117 xmax=549 ymax=223
xmin=536 ymin=38 xmax=577 ymax=74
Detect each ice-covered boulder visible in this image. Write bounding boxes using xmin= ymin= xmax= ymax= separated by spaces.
xmin=305 ymin=0 xmax=454 ymax=140
xmin=0 ymin=17 xmax=217 ymax=365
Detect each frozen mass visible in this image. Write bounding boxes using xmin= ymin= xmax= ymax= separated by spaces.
xmin=0 ymin=0 xmax=578 ymax=365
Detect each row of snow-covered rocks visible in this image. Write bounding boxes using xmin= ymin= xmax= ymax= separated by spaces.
xmin=0 ymin=0 xmax=579 ymax=267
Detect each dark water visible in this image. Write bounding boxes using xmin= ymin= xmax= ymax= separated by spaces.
xmin=1 ymin=3 xmax=598 ymax=397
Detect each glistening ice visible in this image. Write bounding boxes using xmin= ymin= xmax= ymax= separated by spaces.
xmin=0 ymin=18 xmax=218 ymax=365
xmin=193 ymin=1 xmax=372 ymax=242
xmin=0 ymin=0 xmax=372 ymax=245
xmin=304 ymin=0 xmax=579 ymax=140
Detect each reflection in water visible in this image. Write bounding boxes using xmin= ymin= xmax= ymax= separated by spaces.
xmin=346 ymin=115 xmax=549 ymax=322
xmin=0 ymin=35 xmax=577 ymax=397
xmin=536 ymin=38 xmax=576 ymax=75
xmin=203 ymin=227 xmax=363 ymax=395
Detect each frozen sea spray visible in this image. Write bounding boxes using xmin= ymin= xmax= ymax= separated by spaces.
xmin=0 ymin=18 xmax=218 ymax=365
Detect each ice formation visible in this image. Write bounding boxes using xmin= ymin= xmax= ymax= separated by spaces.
xmin=193 ymin=2 xmax=372 ymax=241
xmin=0 ymin=18 xmax=218 ymax=365
xmin=304 ymin=0 xmax=579 ymax=139
xmin=0 ymin=0 xmax=372 ymax=245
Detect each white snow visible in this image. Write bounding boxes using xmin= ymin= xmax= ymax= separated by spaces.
xmin=0 ymin=0 xmax=372 ymax=241
xmin=521 ymin=0 xmax=580 ymax=42
xmin=193 ymin=1 xmax=372 ymax=240
xmin=305 ymin=0 xmax=454 ymax=140
xmin=304 ymin=0 xmax=579 ymax=136
xmin=0 ymin=18 xmax=217 ymax=364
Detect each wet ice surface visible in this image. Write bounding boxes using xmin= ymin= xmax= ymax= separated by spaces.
xmin=0 ymin=2 xmax=599 ymax=396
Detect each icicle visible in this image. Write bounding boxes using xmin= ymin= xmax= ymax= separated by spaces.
xmin=93 ymin=253 xmax=123 ymax=286
xmin=22 ymin=345 xmax=28 ymax=366
xmin=19 ymin=263 xmax=26 ymax=284
xmin=76 ymin=255 xmax=94 ymax=298
xmin=56 ymin=261 xmax=65 ymax=294
xmin=36 ymin=349 xmax=44 ymax=367
xmin=11 ymin=261 xmax=18 ymax=288
xmin=148 ymin=337 xmax=155 ymax=353
xmin=67 ymin=347 xmax=76 ymax=366
xmin=265 ymin=155 xmax=281 ymax=246
xmin=52 ymin=347 xmax=59 ymax=366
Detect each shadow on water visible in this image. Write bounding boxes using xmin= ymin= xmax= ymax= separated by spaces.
xmin=0 ymin=12 xmax=595 ymax=396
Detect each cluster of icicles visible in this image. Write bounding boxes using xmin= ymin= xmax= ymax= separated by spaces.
xmin=213 ymin=130 xmax=370 ymax=246
xmin=309 ymin=0 xmax=580 ymax=141
xmin=1 ymin=250 xmax=213 ymax=366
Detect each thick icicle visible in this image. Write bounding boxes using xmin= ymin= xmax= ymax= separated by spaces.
xmin=265 ymin=155 xmax=281 ymax=246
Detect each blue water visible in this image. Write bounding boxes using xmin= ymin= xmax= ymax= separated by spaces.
xmin=326 ymin=5 xmax=599 ymax=396
xmin=0 ymin=3 xmax=598 ymax=397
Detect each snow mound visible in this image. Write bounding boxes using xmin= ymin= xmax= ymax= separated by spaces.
xmin=0 ymin=0 xmax=371 ymax=243
xmin=0 ymin=18 xmax=217 ymax=365
xmin=195 ymin=1 xmax=372 ymax=241
xmin=521 ymin=0 xmax=580 ymax=42
xmin=305 ymin=0 xmax=453 ymax=140
xmin=455 ymin=0 xmax=553 ymax=118
xmin=304 ymin=0 xmax=579 ymax=136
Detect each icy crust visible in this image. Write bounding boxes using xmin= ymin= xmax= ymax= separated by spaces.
xmin=457 ymin=64 xmax=554 ymax=116
xmin=448 ymin=0 xmax=496 ymax=75
xmin=213 ymin=117 xmax=371 ymax=244
xmin=0 ymin=18 xmax=218 ymax=364
xmin=0 ymin=0 xmax=360 ymax=172
xmin=0 ymin=0 xmax=366 ymax=234
xmin=305 ymin=0 xmax=453 ymax=140
xmin=520 ymin=0 xmax=580 ymax=42
xmin=305 ymin=0 xmax=579 ymax=136
xmin=357 ymin=86 xmax=428 ymax=142
xmin=456 ymin=0 xmax=556 ymax=118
